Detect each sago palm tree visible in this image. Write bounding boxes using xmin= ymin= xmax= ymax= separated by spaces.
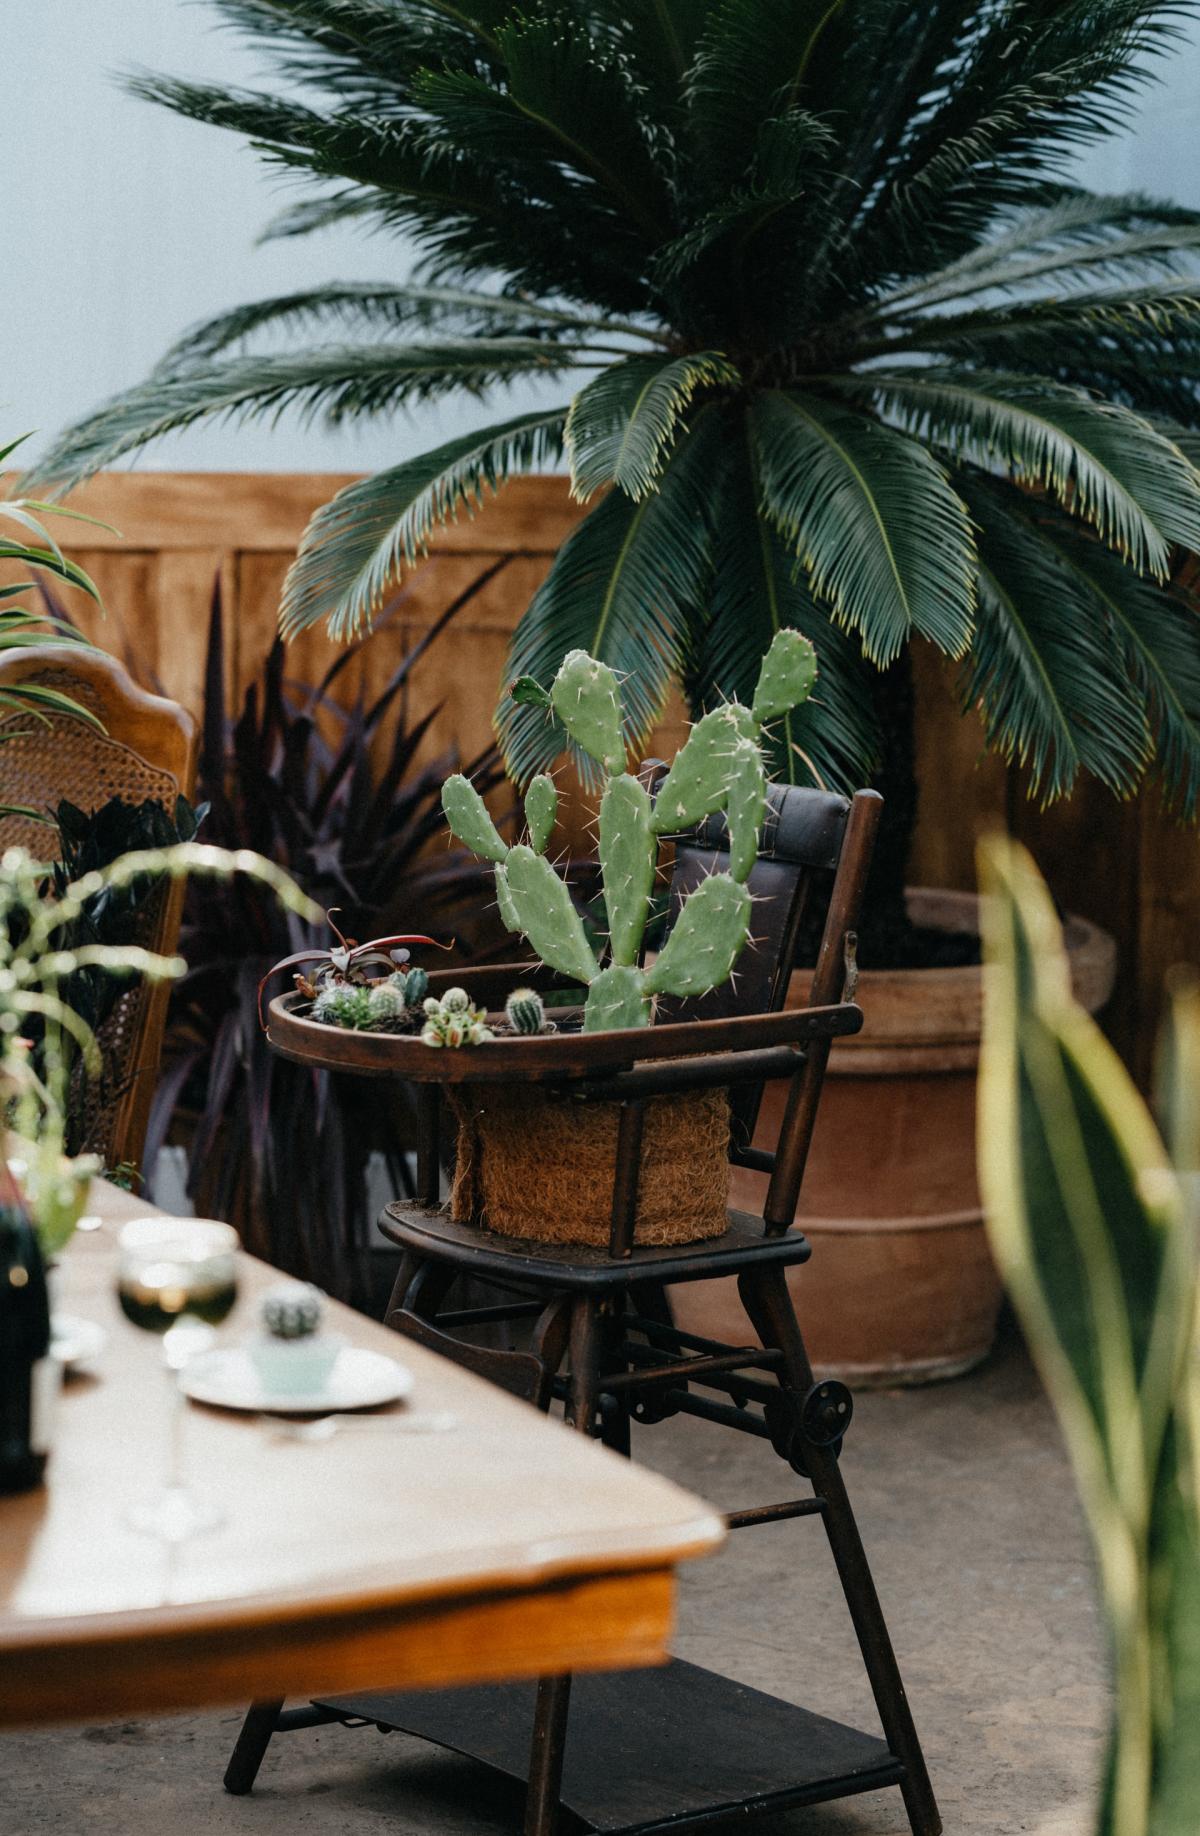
xmin=30 ymin=0 xmax=1200 ymax=838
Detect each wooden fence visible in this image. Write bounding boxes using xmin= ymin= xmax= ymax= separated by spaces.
xmin=25 ymin=470 xmax=1200 ymax=1086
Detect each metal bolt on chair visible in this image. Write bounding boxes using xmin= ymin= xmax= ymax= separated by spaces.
xmin=229 ymin=784 xmax=941 ymax=1836
xmin=0 ymin=644 xmax=197 ymax=1175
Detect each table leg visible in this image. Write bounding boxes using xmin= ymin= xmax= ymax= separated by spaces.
xmin=224 ymin=1698 xmax=284 ymax=1795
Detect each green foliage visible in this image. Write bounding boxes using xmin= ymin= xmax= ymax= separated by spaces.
xmin=978 ymin=838 xmax=1200 ymax=1836
xmin=442 ymin=637 xmax=813 ymax=1026
xmin=30 ymin=2 xmax=1200 ymax=808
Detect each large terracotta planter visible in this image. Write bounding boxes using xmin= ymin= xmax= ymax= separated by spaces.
xmin=673 ymin=888 xmax=1117 ymax=1385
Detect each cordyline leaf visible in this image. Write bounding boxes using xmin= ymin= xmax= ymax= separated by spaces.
xmin=566 ymin=351 xmax=739 ymax=501
xmin=280 ymin=406 xmax=566 ymax=640
xmin=750 ymin=390 xmax=976 ymax=665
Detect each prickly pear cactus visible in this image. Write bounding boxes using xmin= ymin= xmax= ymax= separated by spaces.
xmin=524 ymin=774 xmax=558 ymax=853
xmin=442 ymin=634 xmax=817 ymax=1031
xmin=506 ymin=987 xmax=547 ymax=1034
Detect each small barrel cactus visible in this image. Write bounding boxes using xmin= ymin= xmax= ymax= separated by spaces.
xmin=261 ymin=1282 xmax=323 ymax=1340
xmin=421 ymin=989 xmax=493 ymax=1048
xmin=402 ymin=965 xmax=429 ymax=1007
xmin=506 ymin=987 xmax=546 ymax=1035
xmin=442 ymin=630 xmax=818 ymax=1032
xmin=367 ymin=980 xmax=405 ymax=1024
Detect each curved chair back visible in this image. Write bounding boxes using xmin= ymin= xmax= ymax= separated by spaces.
xmin=0 ymin=645 xmax=197 ymax=1174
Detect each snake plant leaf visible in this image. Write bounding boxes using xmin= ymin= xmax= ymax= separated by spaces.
xmin=978 ymin=837 xmax=1199 ymax=1836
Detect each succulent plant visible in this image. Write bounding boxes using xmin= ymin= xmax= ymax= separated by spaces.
xmin=443 ymin=632 xmax=816 ymax=1032
xmin=261 ymin=1282 xmax=323 ymax=1341
xmin=311 ymin=984 xmax=374 ymax=1030
xmin=367 ymin=981 xmax=405 ymax=1024
xmin=421 ymin=989 xmax=493 ymax=1048
xmin=400 ymin=965 xmax=429 ymax=1008
xmin=505 ymin=987 xmax=546 ymax=1036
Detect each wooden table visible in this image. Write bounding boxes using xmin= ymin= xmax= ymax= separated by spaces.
xmin=0 ymin=1182 xmax=724 ymax=1728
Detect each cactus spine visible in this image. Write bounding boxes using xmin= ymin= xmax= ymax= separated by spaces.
xmin=441 ymin=629 xmax=817 ymax=1032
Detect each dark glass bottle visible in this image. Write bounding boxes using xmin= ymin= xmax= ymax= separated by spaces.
xmin=0 ymin=1202 xmax=56 ymax=1495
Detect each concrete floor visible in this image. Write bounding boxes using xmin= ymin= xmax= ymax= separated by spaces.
xmin=2 ymin=1328 xmax=1107 ymax=1836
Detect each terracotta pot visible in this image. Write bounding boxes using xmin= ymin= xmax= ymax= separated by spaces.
xmin=673 ymin=888 xmax=1117 ymax=1386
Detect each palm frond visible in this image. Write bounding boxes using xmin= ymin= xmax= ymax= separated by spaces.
xmin=565 ymin=352 xmax=738 ymax=501
xmin=591 ymin=0 xmax=709 ymax=89
xmin=1023 ymin=502 xmax=1200 ymax=813
xmin=836 ymin=368 xmax=1200 ymax=578
xmin=154 ymin=283 xmax=657 ymax=372
xmin=750 ymin=389 xmax=976 ymax=665
xmin=498 ymin=408 xmax=722 ymax=785
xmin=686 ymin=0 xmax=854 ymax=192
xmin=959 ymin=474 xmax=1153 ymax=802
xmin=26 ymin=341 xmax=572 ymax=490
xmin=279 ymin=406 xmax=566 ymax=641
xmin=209 ymin=0 xmax=505 ymax=99
xmin=692 ymin=433 xmax=879 ymax=792
xmin=414 ymin=12 xmax=674 ymax=241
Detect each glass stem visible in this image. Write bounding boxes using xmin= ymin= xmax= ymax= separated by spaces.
xmin=165 ymin=1361 xmax=187 ymax=1496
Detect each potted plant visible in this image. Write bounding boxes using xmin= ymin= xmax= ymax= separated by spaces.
xmin=33 ymin=2 xmax=1200 ymax=1371
xmin=276 ymin=632 xmax=819 ymax=1246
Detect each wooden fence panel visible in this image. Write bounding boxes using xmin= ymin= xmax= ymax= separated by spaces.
xmin=8 ymin=471 xmax=1197 ymax=1082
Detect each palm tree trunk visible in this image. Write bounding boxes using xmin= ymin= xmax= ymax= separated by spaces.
xmin=859 ymin=652 xmax=919 ymax=966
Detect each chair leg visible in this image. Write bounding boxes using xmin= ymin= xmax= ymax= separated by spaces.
xmin=223 ymin=1698 xmax=284 ymax=1795
xmin=738 ymin=1267 xmax=942 ymax=1836
xmin=523 ymin=1297 xmax=602 ymax=1836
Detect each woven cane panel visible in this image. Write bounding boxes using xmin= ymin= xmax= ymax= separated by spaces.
xmin=0 ymin=671 xmax=182 ymax=1164
xmin=0 ymin=671 xmax=178 ymax=857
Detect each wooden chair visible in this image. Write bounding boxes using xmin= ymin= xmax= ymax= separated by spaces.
xmin=0 ymin=644 xmax=197 ymax=1174
xmin=228 ymin=784 xmax=940 ymax=1836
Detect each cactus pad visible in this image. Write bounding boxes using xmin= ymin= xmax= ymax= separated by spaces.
xmin=584 ymin=964 xmax=651 ymax=1032
xmin=504 ymin=844 xmax=599 ymax=984
xmin=752 ymin=629 xmax=818 ymax=724
xmin=645 ymin=873 xmax=752 ymax=997
xmin=524 ymin=774 xmax=558 ymax=853
xmin=494 ymin=862 xmax=522 ymax=934
xmin=725 ymin=738 xmax=768 ymax=883
xmin=551 ymin=649 xmax=626 ymax=774
xmin=442 ymin=774 xmax=509 ymax=863
xmin=650 ymin=705 xmax=758 ymax=834
xmin=599 ymin=772 xmax=655 ymax=967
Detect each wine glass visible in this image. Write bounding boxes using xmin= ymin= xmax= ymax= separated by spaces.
xmin=116 ymin=1217 xmax=239 ymax=1541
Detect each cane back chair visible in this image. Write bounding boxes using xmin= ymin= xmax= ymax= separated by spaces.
xmin=0 ymin=644 xmax=197 ymax=1174
xmin=228 ymin=783 xmax=940 ymax=1836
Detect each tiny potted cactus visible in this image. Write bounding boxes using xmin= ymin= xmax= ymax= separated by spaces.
xmin=259 ymin=911 xmax=438 ymax=1033
xmin=432 ymin=632 xmax=817 ymax=1246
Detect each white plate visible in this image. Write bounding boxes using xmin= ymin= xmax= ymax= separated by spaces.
xmin=180 ymin=1344 xmax=413 ymax=1415
xmin=51 ymin=1313 xmax=108 ymax=1371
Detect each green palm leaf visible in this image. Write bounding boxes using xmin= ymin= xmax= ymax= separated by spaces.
xmin=27 ymin=342 xmax=573 ymax=490
xmin=750 ymin=389 xmax=976 ymax=665
xmin=837 ymin=369 xmax=1200 ymax=579
xmin=499 ymin=410 xmax=722 ymax=785
xmin=280 ymin=406 xmax=566 ymax=641
xmin=155 ymin=283 xmax=659 ymax=372
xmin=959 ymin=476 xmax=1152 ymax=802
xmin=692 ymin=434 xmax=879 ymax=793
xmin=565 ymin=352 xmax=738 ymax=501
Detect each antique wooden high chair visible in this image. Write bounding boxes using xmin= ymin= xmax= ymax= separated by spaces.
xmin=229 ymin=783 xmax=941 ymax=1836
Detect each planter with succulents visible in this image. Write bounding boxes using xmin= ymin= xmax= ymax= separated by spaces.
xmin=264 ymin=635 xmax=818 ymax=1249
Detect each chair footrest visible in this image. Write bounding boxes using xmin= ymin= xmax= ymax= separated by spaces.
xmin=311 ymin=1658 xmax=902 ymax=1835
